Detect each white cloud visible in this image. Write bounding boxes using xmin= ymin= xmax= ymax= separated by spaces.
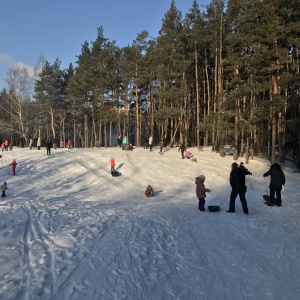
xmin=0 ymin=53 xmax=14 ymax=64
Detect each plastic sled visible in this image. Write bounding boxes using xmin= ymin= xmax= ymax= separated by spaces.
xmin=208 ymin=205 xmax=220 ymax=212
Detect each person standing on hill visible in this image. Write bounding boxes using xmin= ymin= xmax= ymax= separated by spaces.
xmin=29 ymin=138 xmax=33 ymax=150
xmin=117 ymin=135 xmax=122 ymax=148
xmin=67 ymin=140 xmax=72 ymax=149
xmin=122 ymin=136 xmax=127 ymax=150
xmin=110 ymin=157 xmax=116 ymax=174
xmin=227 ymin=162 xmax=252 ymax=214
xmin=263 ymin=163 xmax=285 ymax=207
xmin=163 ymin=134 xmax=167 ymax=148
xmin=46 ymin=141 xmax=52 ymax=155
xmin=149 ymin=135 xmax=153 ymax=151
xmin=1 ymin=181 xmax=8 ymax=198
xmin=9 ymin=159 xmax=17 ymax=175
xmin=195 ymin=175 xmax=211 ymax=211
xmin=178 ymin=143 xmax=186 ymax=159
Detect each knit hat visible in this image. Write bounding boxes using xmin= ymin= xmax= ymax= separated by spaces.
xmin=199 ymin=175 xmax=205 ymax=180
xmin=231 ymin=162 xmax=238 ymax=168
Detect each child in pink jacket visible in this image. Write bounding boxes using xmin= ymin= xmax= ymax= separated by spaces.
xmin=195 ymin=175 xmax=211 ymax=211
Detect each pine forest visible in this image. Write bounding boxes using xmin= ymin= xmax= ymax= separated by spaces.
xmin=0 ymin=0 xmax=299 ymax=167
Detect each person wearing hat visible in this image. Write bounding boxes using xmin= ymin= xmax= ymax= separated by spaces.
xmin=9 ymin=159 xmax=17 ymax=175
xmin=227 ymin=162 xmax=252 ymax=214
xmin=195 ymin=175 xmax=211 ymax=211
xmin=145 ymin=185 xmax=154 ymax=197
xmin=263 ymin=162 xmax=285 ymax=206
xmin=1 ymin=181 xmax=8 ymax=198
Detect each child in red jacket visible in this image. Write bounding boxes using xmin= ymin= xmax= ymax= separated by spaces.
xmin=9 ymin=159 xmax=17 ymax=175
xmin=110 ymin=157 xmax=115 ymax=174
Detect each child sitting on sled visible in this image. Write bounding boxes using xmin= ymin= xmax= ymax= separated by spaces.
xmin=145 ymin=185 xmax=154 ymax=197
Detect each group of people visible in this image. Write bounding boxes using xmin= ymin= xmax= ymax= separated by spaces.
xmin=1 ymin=158 xmax=17 ymax=198
xmin=195 ymin=161 xmax=286 ymax=213
xmin=117 ymin=136 xmax=133 ymax=151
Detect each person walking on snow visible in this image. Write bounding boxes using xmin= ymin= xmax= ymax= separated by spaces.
xmin=1 ymin=181 xmax=8 ymax=198
xmin=9 ymin=159 xmax=17 ymax=175
xmin=227 ymin=162 xmax=252 ymax=214
xmin=178 ymin=143 xmax=186 ymax=159
xmin=263 ymin=162 xmax=285 ymax=207
xmin=110 ymin=157 xmax=116 ymax=174
xmin=195 ymin=175 xmax=211 ymax=211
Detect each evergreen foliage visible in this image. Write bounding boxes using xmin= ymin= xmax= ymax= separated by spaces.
xmin=1 ymin=0 xmax=299 ymax=166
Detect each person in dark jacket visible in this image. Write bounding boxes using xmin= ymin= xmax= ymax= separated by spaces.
xmin=46 ymin=141 xmax=52 ymax=156
xmin=117 ymin=135 xmax=122 ymax=148
xmin=263 ymin=163 xmax=285 ymax=206
xmin=178 ymin=143 xmax=186 ymax=159
xmin=227 ymin=162 xmax=252 ymax=214
xmin=145 ymin=185 xmax=154 ymax=197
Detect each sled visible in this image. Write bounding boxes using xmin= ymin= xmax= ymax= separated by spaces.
xmin=146 ymin=194 xmax=153 ymax=198
xmin=111 ymin=171 xmax=121 ymax=177
xmin=208 ymin=205 xmax=220 ymax=212
xmin=263 ymin=194 xmax=274 ymax=206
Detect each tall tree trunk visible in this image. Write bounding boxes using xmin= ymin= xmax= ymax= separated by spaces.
xmin=135 ymin=64 xmax=140 ymax=147
xmin=195 ymin=44 xmax=200 ymax=147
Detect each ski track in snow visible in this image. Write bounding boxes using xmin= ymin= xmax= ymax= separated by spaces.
xmin=0 ymin=146 xmax=299 ymax=300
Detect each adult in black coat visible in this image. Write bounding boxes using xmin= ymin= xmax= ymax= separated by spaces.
xmin=178 ymin=143 xmax=186 ymax=159
xmin=46 ymin=140 xmax=52 ymax=156
xmin=227 ymin=162 xmax=252 ymax=214
xmin=263 ymin=163 xmax=285 ymax=206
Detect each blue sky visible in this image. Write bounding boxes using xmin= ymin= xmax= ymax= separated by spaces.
xmin=0 ymin=0 xmax=211 ymax=90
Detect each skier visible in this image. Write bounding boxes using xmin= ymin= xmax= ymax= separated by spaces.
xmin=145 ymin=185 xmax=154 ymax=197
xmin=195 ymin=175 xmax=211 ymax=211
xmin=263 ymin=163 xmax=285 ymax=207
xmin=9 ymin=159 xmax=17 ymax=175
xmin=110 ymin=157 xmax=116 ymax=174
xmin=227 ymin=162 xmax=252 ymax=214
xmin=1 ymin=181 xmax=8 ymax=198
xmin=178 ymin=143 xmax=186 ymax=159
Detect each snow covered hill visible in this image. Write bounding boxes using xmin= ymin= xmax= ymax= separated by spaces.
xmin=0 ymin=146 xmax=299 ymax=300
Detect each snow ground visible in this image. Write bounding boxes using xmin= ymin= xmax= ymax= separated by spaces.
xmin=0 ymin=145 xmax=299 ymax=300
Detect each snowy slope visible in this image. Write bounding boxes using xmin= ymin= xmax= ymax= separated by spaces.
xmin=0 ymin=146 xmax=299 ymax=300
